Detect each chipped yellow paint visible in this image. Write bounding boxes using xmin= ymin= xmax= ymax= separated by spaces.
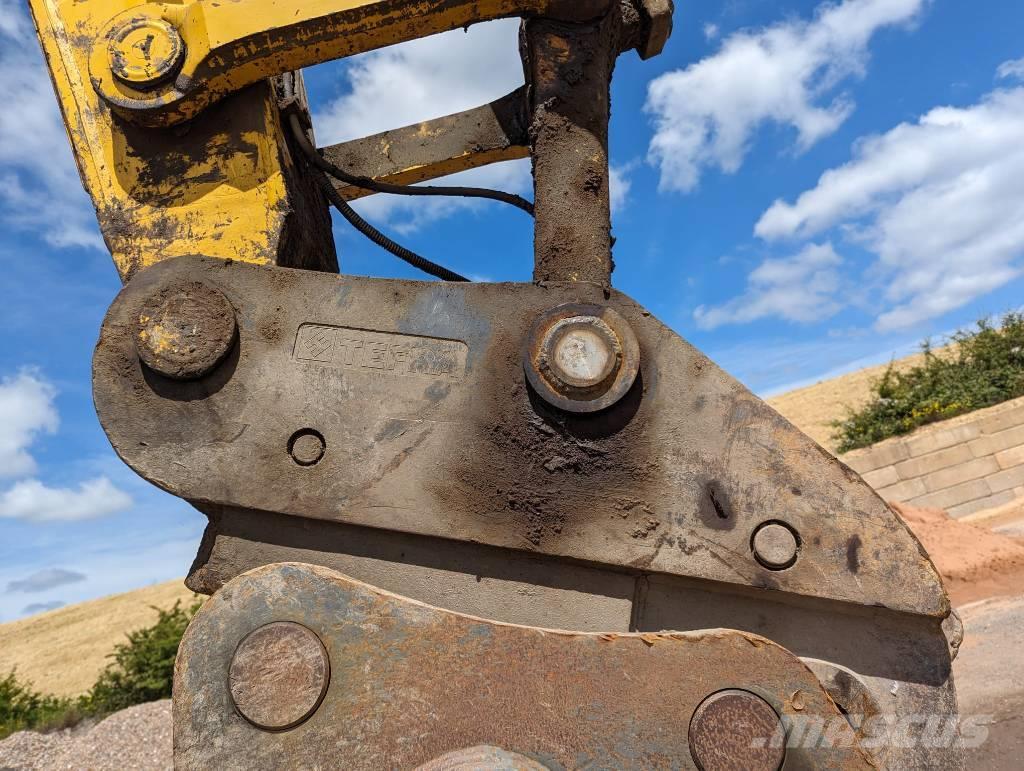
xmin=138 ymin=323 xmax=180 ymax=355
xmin=28 ymin=0 xmax=555 ymax=280
xmin=28 ymin=0 xmax=298 ymax=281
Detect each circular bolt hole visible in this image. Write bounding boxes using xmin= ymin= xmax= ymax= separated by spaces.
xmin=688 ymin=689 xmax=785 ymax=771
xmin=415 ymin=746 xmax=549 ymax=770
xmin=751 ymin=521 xmax=800 ymax=570
xmin=229 ymin=622 xmax=330 ymax=732
xmin=289 ymin=429 xmax=325 ymax=467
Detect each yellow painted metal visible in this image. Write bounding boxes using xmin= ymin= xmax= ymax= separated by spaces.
xmin=28 ymin=0 xmax=310 ymax=281
xmin=30 ymin=0 xmax=607 ymax=281
xmin=106 ymin=17 xmax=185 ymax=88
xmin=89 ymin=0 xmax=609 ymax=126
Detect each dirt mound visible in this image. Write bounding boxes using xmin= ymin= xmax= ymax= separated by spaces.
xmin=892 ymin=501 xmax=1024 ymax=605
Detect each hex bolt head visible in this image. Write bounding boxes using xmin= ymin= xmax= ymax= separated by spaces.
xmin=135 ymin=281 xmax=237 ymax=381
xmin=688 ymin=689 xmax=786 ymax=771
xmin=107 ymin=18 xmax=185 ymax=90
xmin=229 ymin=622 xmax=330 ymax=732
xmin=752 ymin=522 xmax=799 ymax=570
xmin=542 ymin=316 xmax=621 ymax=391
xmin=637 ymin=0 xmax=674 ymax=60
xmin=289 ymin=429 xmax=326 ymax=467
xmin=524 ymin=304 xmax=640 ymax=414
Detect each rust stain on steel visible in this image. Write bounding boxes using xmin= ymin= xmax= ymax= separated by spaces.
xmin=524 ymin=10 xmax=621 ymax=286
xmin=317 ymin=2 xmax=665 ymax=204
xmin=687 ymin=690 xmax=786 ymax=771
xmin=174 ymin=562 xmax=874 ymax=770
xmin=228 ymin=621 xmax=330 ymax=732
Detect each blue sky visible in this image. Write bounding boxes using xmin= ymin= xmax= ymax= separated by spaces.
xmin=2 ymin=0 xmax=1024 ymax=620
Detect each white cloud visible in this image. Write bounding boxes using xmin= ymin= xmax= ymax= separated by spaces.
xmin=8 ymin=567 xmax=86 ymax=593
xmin=315 ymin=19 xmax=533 ymax=233
xmin=703 ymin=23 xmax=720 ymax=41
xmin=644 ymin=0 xmax=926 ymax=192
xmin=756 ymin=83 xmax=1024 ymax=331
xmin=0 ymin=1 xmax=100 ymax=249
xmin=997 ymin=57 xmax=1024 ymax=82
xmin=0 ymin=477 xmax=133 ymax=522
xmin=609 ymin=163 xmax=634 ymax=213
xmin=694 ymin=242 xmax=844 ymax=329
xmin=0 ymin=370 xmax=58 ymax=478
xmin=0 ymin=368 xmax=134 ymax=522
xmin=22 ymin=600 xmax=64 ymax=616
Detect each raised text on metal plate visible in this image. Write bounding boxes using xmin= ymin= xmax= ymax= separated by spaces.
xmin=293 ymin=324 xmax=468 ymax=379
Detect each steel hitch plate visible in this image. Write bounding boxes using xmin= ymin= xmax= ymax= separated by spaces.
xmin=173 ymin=562 xmax=875 ymax=770
xmin=94 ymin=256 xmax=946 ymax=617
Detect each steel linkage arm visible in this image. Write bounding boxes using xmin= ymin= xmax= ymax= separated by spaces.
xmin=89 ymin=0 xmax=612 ymax=126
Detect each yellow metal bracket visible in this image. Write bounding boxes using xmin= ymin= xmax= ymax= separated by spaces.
xmin=90 ymin=0 xmax=611 ymax=127
xmin=29 ymin=0 xmax=339 ymax=281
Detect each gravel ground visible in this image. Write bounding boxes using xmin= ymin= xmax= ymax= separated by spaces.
xmin=0 ymin=700 xmax=171 ymax=770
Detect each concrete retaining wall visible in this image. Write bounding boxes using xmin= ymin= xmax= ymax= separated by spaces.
xmin=843 ymin=396 xmax=1024 ymax=518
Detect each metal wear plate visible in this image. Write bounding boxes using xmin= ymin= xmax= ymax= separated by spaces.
xmin=173 ymin=562 xmax=874 ymax=770
xmin=94 ymin=256 xmax=946 ymax=618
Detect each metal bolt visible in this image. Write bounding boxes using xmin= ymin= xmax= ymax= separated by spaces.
xmin=135 ymin=281 xmax=237 ymax=380
xmin=542 ymin=316 xmax=620 ymax=390
xmin=637 ymin=0 xmax=674 ymax=60
xmin=688 ymin=689 xmax=786 ymax=771
xmin=229 ymin=622 xmax=330 ymax=732
xmin=751 ymin=522 xmax=799 ymax=570
xmin=107 ymin=18 xmax=186 ymax=90
xmin=289 ymin=429 xmax=326 ymax=467
xmin=524 ymin=304 xmax=640 ymax=413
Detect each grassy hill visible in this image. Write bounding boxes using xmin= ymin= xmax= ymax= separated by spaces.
xmin=0 ymin=579 xmax=195 ymax=698
xmin=766 ymin=349 xmax=939 ymax=452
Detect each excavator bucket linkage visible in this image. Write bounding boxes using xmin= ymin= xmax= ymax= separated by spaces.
xmin=29 ymin=0 xmax=965 ymax=766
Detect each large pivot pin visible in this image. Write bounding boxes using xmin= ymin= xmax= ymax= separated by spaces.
xmin=524 ymin=304 xmax=640 ymax=413
xmin=135 ymin=280 xmax=237 ymax=380
xmin=106 ymin=17 xmax=185 ymax=90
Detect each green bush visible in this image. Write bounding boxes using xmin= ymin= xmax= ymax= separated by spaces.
xmin=0 ymin=597 xmax=201 ymax=739
xmin=85 ymin=598 xmax=202 ymax=714
xmin=0 ymin=671 xmax=79 ymax=739
xmin=833 ymin=312 xmax=1024 ymax=452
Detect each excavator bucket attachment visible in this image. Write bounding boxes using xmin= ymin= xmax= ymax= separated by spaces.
xmin=28 ymin=0 xmax=965 ymax=766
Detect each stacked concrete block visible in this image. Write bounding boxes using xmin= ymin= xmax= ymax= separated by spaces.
xmin=843 ymin=396 xmax=1024 ymax=517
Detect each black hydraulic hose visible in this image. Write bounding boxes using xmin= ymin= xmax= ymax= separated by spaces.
xmin=289 ymin=116 xmax=469 ymax=282
xmin=288 ymin=115 xmax=534 ymax=217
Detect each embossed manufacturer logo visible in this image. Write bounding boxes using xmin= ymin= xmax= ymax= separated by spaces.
xmin=293 ymin=324 xmax=468 ymax=379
